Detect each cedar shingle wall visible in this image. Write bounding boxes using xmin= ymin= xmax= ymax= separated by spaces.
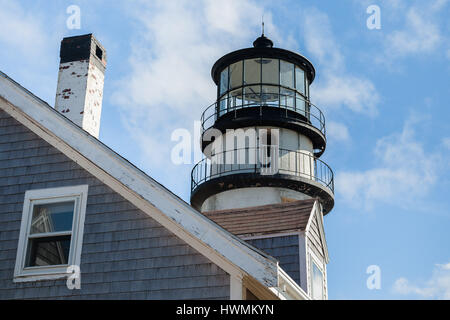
xmin=246 ymin=235 xmax=300 ymax=285
xmin=0 ymin=109 xmax=229 ymax=299
xmin=307 ymin=213 xmax=324 ymax=261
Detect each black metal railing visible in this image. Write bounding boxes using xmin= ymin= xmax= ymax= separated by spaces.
xmin=191 ymin=146 xmax=334 ymax=195
xmin=200 ymin=92 xmax=326 ymax=138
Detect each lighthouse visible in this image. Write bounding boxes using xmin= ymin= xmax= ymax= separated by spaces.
xmin=190 ymin=33 xmax=334 ymax=216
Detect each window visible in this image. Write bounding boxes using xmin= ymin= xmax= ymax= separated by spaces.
xmin=244 ymin=59 xmax=261 ymax=85
xmin=14 ymin=185 xmax=88 ymax=282
xmin=261 ymin=58 xmax=278 ymax=84
xmin=280 ymin=60 xmax=294 ymax=88
xmin=229 ymin=89 xmax=243 ymax=109
xmin=310 ymin=257 xmax=325 ymax=300
xmin=95 ymin=45 xmax=103 ymax=60
xmin=295 ymin=66 xmax=305 ymax=95
xmin=244 ymin=85 xmax=261 ymax=106
xmin=261 ymin=85 xmax=279 ymax=107
xmin=219 ymin=95 xmax=228 ymax=116
xmin=229 ymin=61 xmax=243 ymax=90
xmin=280 ymin=88 xmax=295 ymax=110
xmin=305 ymin=77 xmax=309 ymax=97
xmin=219 ymin=68 xmax=229 ymax=96
xmin=296 ymin=93 xmax=306 ymax=116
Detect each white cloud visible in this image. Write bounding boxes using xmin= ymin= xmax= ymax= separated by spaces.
xmin=0 ymin=0 xmax=49 ymax=57
xmin=327 ymin=121 xmax=350 ymax=142
xmin=360 ymin=0 xmax=449 ymax=65
xmin=443 ymin=137 xmax=450 ymax=150
xmin=302 ymin=11 xmax=344 ymax=71
xmin=302 ymin=9 xmax=379 ymax=116
xmin=393 ymin=263 xmax=450 ymax=299
xmin=0 ymin=0 xmax=64 ymax=103
xmin=313 ymin=75 xmax=379 ymax=115
xmin=112 ymin=0 xmax=270 ymax=190
xmin=337 ymin=115 xmax=440 ymax=209
xmin=385 ymin=7 xmax=441 ymax=58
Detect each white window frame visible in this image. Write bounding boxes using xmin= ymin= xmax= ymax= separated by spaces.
xmin=309 ymin=251 xmax=326 ymax=300
xmin=14 ymin=185 xmax=88 ymax=282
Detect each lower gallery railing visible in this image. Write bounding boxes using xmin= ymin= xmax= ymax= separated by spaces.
xmin=191 ymin=147 xmax=334 ymax=195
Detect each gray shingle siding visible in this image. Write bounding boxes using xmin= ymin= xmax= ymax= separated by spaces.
xmin=307 ymin=214 xmax=324 ymax=261
xmin=0 ymin=110 xmax=229 ymax=299
xmin=246 ymin=235 xmax=300 ymax=285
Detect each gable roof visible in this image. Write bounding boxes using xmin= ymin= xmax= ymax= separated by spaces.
xmin=203 ymin=199 xmax=316 ymax=237
xmin=0 ymin=71 xmax=309 ymax=300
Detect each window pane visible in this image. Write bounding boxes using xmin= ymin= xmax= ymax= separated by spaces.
xmin=262 ymin=58 xmax=278 ymax=84
xmin=243 ymin=85 xmax=261 ymax=106
xmin=244 ymin=59 xmax=261 ymax=85
xmin=295 ymin=66 xmax=305 ymax=94
xmin=296 ymin=93 xmax=306 ymax=116
xmin=312 ymin=262 xmax=324 ymax=300
xmin=26 ymin=235 xmax=71 ymax=267
xmin=280 ymin=88 xmax=295 ymax=110
xmin=229 ymin=61 xmax=243 ymax=90
xmin=280 ymin=60 xmax=294 ymax=88
xmin=229 ymin=89 xmax=243 ymax=109
xmin=220 ymin=68 xmax=228 ymax=96
xmin=30 ymin=201 xmax=74 ymax=234
xmin=219 ymin=94 xmax=228 ymax=116
xmin=305 ymin=77 xmax=309 ymax=98
xmin=261 ymin=85 xmax=279 ymax=107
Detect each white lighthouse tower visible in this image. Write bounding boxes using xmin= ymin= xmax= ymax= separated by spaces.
xmin=191 ymin=34 xmax=334 ymax=215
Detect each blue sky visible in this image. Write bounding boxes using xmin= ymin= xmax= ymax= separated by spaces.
xmin=0 ymin=0 xmax=449 ymax=299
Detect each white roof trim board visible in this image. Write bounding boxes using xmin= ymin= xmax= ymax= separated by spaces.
xmin=0 ymin=71 xmax=307 ymax=299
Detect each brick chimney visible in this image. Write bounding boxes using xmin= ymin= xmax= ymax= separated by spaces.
xmin=55 ymin=34 xmax=107 ymax=138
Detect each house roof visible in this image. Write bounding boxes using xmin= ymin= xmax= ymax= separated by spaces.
xmin=203 ymin=199 xmax=316 ymax=237
xmin=0 ymin=70 xmax=309 ymax=300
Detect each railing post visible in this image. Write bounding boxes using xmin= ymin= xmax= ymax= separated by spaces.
xmin=255 ymin=146 xmax=258 ymax=173
xmin=295 ymin=150 xmax=298 ymax=176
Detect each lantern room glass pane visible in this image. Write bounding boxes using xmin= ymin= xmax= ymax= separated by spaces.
xmin=261 ymin=58 xmax=279 ymax=84
xmin=296 ymin=93 xmax=306 ymax=116
xmin=261 ymin=85 xmax=279 ymax=107
xmin=220 ymin=68 xmax=228 ymax=96
xmin=295 ymin=66 xmax=305 ymax=95
xmin=243 ymin=85 xmax=261 ymax=106
xmin=229 ymin=61 xmax=243 ymax=90
xmin=305 ymin=77 xmax=309 ymax=97
xmin=280 ymin=88 xmax=295 ymax=110
xmin=219 ymin=94 xmax=228 ymax=116
xmin=244 ymin=59 xmax=261 ymax=85
xmin=229 ymin=89 xmax=243 ymax=109
xmin=280 ymin=60 xmax=294 ymax=88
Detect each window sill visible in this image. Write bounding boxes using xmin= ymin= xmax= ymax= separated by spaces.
xmin=14 ymin=266 xmax=69 ymax=283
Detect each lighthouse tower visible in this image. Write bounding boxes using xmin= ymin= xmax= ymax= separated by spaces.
xmin=190 ymin=34 xmax=334 ymax=216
